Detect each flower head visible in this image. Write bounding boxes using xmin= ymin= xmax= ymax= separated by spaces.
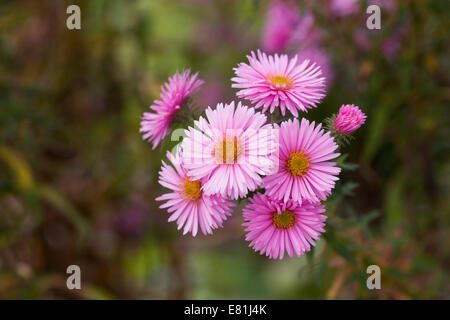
xmin=262 ymin=0 xmax=300 ymax=53
xmin=243 ymin=193 xmax=327 ymax=259
xmin=334 ymin=104 xmax=367 ymax=134
xmin=182 ymin=101 xmax=277 ymax=200
xmin=263 ymin=118 xmax=341 ymax=204
xmin=232 ymin=50 xmax=326 ymax=117
xmin=156 ymin=148 xmax=234 ymax=236
xmin=140 ymin=70 xmax=204 ymax=149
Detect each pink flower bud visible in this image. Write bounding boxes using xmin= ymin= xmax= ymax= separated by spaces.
xmin=334 ymin=104 xmax=367 ymax=134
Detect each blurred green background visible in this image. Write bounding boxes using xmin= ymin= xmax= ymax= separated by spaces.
xmin=0 ymin=0 xmax=448 ymax=299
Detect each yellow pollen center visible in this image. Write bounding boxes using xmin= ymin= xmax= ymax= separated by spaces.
xmin=273 ymin=210 xmax=296 ymax=229
xmin=269 ymin=75 xmax=291 ymax=88
xmin=287 ymin=151 xmax=309 ymax=176
xmin=183 ymin=179 xmax=202 ymax=200
xmin=214 ymin=137 xmax=240 ymax=164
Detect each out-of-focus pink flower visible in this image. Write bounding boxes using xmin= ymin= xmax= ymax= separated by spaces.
xmin=182 ymin=101 xmax=277 ymax=200
xmin=369 ymin=0 xmax=397 ymax=12
xmin=196 ymin=80 xmax=225 ymax=109
xmin=329 ymin=0 xmax=359 ymax=17
xmin=156 ymin=149 xmax=235 ymax=236
xmin=243 ymin=193 xmax=327 ymax=259
xmin=115 ymin=198 xmax=147 ymax=238
xmin=140 ymin=70 xmax=204 ymax=149
xmin=334 ymin=104 xmax=367 ymax=134
xmin=382 ymin=27 xmax=406 ymax=61
xmin=290 ymin=11 xmax=321 ymax=49
xmin=232 ymin=50 xmax=326 ymax=116
xmin=382 ymin=37 xmax=401 ymax=61
xmin=262 ymin=0 xmax=300 ymax=53
xmin=264 ymin=118 xmax=341 ymax=204
xmin=297 ymin=46 xmax=334 ymax=88
xmin=354 ymin=29 xmax=371 ymax=51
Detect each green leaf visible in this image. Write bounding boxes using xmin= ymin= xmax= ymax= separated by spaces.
xmin=38 ymin=185 xmax=90 ymax=240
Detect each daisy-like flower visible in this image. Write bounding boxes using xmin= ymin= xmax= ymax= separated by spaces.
xmin=140 ymin=70 xmax=204 ymax=149
xmin=156 ymin=148 xmax=234 ymax=236
xmin=243 ymin=193 xmax=327 ymax=259
xmin=334 ymin=104 xmax=367 ymax=134
xmin=182 ymin=101 xmax=277 ymax=200
xmin=231 ymin=50 xmax=326 ymax=117
xmin=263 ymin=118 xmax=341 ymax=204
xmin=262 ymin=0 xmax=300 ymax=53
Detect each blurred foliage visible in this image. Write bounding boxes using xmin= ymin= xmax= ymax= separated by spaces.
xmin=0 ymin=0 xmax=449 ymax=299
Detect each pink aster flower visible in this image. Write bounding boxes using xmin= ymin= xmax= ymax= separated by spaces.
xmin=243 ymin=193 xmax=327 ymax=259
xmin=182 ymin=101 xmax=277 ymax=200
xmin=334 ymin=104 xmax=367 ymax=134
xmin=263 ymin=118 xmax=341 ymax=204
xmin=231 ymin=50 xmax=326 ymax=117
xmin=155 ymin=148 xmax=235 ymax=236
xmin=262 ymin=0 xmax=300 ymax=53
xmin=140 ymin=70 xmax=204 ymax=149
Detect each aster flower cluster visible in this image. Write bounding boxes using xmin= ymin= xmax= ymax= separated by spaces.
xmin=140 ymin=43 xmax=366 ymax=260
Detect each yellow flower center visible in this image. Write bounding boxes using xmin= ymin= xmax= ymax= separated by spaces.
xmin=287 ymin=151 xmax=309 ymax=176
xmin=214 ymin=137 xmax=240 ymax=164
xmin=182 ymin=178 xmax=202 ymax=200
xmin=269 ymin=75 xmax=291 ymax=88
xmin=272 ymin=210 xmax=296 ymax=229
